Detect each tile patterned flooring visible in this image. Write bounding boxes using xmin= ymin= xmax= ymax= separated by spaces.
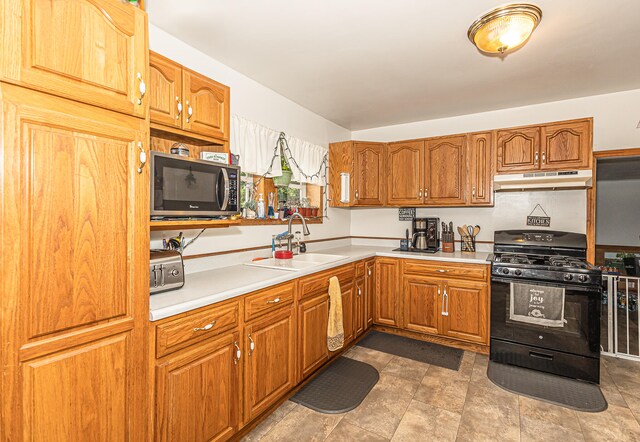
xmin=243 ymin=347 xmax=640 ymax=441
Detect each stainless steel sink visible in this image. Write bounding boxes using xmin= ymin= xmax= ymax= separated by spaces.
xmin=244 ymin=253 xmax=349 ymax=272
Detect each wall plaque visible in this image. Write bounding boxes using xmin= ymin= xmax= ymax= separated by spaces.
xmin=527 ymin=204 xmax=551 ymax=227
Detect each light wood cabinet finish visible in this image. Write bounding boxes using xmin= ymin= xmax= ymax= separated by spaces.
xmin=299 ymin=264 xmax=355 ymax=301
xmin=467 ymin=132 xmax=493 ymax=205
xmin=155 ymin=332 xmax=241 ymax=442
xmin=354 ymin=142 xmax=385 ymax=205
xmin=374 ymin=257 xmax=401 ymax=327
xmin=403 ymin=260 xmax=487 ymax=281
xmin=244 ymin=281 xmax=295 ymax=322
xmin=540 ymin=119 xmax=592 ymax=171
xmin=149 ymin=52 xmax=183 ymax=128
xmin=339 ymin=281 xmax=355 ymax=347
xmin=441 ymin=280 xmax=489 ymax=345
xmin=496 ymin=127 xmax=541 ymax=172
xmin=387 ymin=141 xmax=424 ymax=205
xmin=424 ymin=135 xmax=467 ymax=205
xmin=354 ymin=277 xmax=365 ymax=338
xmin=1 ymin=0 xmax=148 ymax=118
xmin=365 ymin=259 xmax=376 ymax=328
xmin=298 ymin=291 xmax=330 ymax=380
xmin=244 ymin=307 xmax=296 ymax=423
xmin=402 ymin=275 xmax=440 ymax=335
xmin=1 ymin=84 xmax=149 ymax=441
xmin=183 ymin=68 xmax=230 ymax=141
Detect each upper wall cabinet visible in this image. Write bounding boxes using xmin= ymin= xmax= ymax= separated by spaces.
xmin=387 ymin=141 xmax=424 ymax=206
xmin=496 ymin=118 xmax=592 ymax=173
xmin=149 ymin=52 xmax=230 ymax=141
xmin=467 ymin=132 xmax=493 ymax=206
xmin=1 ymin=0 xmax=148 ymax=118
xmin=328 ymin=141 xmax=385 ymax=207
xmin=424 ymin=135 xmax=467 ymax=205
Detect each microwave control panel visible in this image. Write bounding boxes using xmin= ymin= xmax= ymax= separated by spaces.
xmin=229 ymin=171 xmax=239 ymax=209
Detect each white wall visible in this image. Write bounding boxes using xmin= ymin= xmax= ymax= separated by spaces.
xmin=596 ymin=179 xmax=640 ymax=246
xmin=149 ymin=25 xmax=352 ymax=259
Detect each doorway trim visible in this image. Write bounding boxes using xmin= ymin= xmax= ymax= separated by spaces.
xmin=587 ymin=147 xmax=640 ymax=263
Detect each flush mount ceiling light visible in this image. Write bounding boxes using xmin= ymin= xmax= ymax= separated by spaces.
xmin=468 ymin=3 xmax=542 ymax=55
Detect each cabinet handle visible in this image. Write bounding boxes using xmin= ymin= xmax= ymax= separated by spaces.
xmin=176 ymin=97 xmax=183 ymax=119
xmin=136 ymin=73 xmax=146 ymax=105
xmin=442 ymin=288 xmax=449 ymax=316
xmin=355 ymin=190 xmax=359 ymax=200
xmin=233 ymin=341 xmax=241 ymax=365
xmin=438 ymin=287 xmax=441 ymax=296
xmin=266 ymin=297 xmax=280 ymax=304
xmin=194 ymin=320 xmax=217 ymax=332
xmin=472 ymin=186 xmax=476 ymax=198
xmin=437 ymin=269 xmax=449 ymax=273
xmin=542 ymin=152 xmax=546 ymax=164
xmin=535 ymin=151 xmax=539 ymax=164
xmin=424 ymin=189 xmax=428 ymax=199
xmin=186 ymin=100 xmax=193 ymax=123
xmin=136 ymin=142 xmax=147 ymax=174
xmin=248 ymin=334 xmax=255 ymax=355
xmin=358 ymin=287 xmax=362 ymax=297
xmin=368 ymin=269 xmax=372 ymax=277
xmin=419 ymin=189 xmax=422 ymax=198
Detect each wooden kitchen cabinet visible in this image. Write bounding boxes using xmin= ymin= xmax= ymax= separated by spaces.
xmin=496 ymin=126 xmax=540 ymax=172
xmin=402 ymin=275 xmax=441 ymax=335
xmin=1 ymin=0 xmax=148 ymax=118
xmin=441 ymin=280 xmax=489 ymax=345
xmin=467 ymin=131 xmax=494 ymax=206
xmin=339 ymin=281 xmax=356 ymax=346
xmin=540 ymin=119 xmax=592 ymax=171
xmin=0 ymin=84 xmax=149 ymax=441
xmin=365 ymin=259 xmax=376 ymax=328
xmin=354 ymin=276 xmax=366 ymax=338
xmin=328 ymin=141 xmax=385 ymax=207
xmin=149 ymin=51 xmax=230 ymax=140
xmin=375 ymin=258 xmax=401 ymax=327
xmin=298 ymin=291 xmax=330 ymax=380
xmin=387 ymin=141 xmax=424 ymax=205
xmin=155 ymin=332 xmax=241 ymax=442
xmin=424 ymin=135 xmax=467 ymax=205
xmin=244 ymin=307 xmax=296 ymax=423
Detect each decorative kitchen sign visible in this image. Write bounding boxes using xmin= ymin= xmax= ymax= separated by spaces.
xmin=398 ymin=208 xmax=416 ymax=221
xmin=527 ymin=204 xmax=551 ymax=227
xmin=200 ymin=151 xmax=230 ymax=164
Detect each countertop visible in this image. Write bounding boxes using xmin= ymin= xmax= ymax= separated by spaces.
xmin=149 ymin=246 xmax=491 ymax=321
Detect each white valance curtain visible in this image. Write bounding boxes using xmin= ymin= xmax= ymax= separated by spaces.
xmin=230 ymin=115 xmax=327 ymax=185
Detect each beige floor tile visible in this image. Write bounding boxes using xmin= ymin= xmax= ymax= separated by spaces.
xmin=345 ymin=346 xmax=394 ymax=371
xmin=259 ymin=405 xmax=343 ymax=442
xmin=458 ymin=351 xmax=477 ymax=380
xmin=518 ymin=396 xmax=582 ymax=432
xmin=343 ymin=373 xmax=419 ymax=439
xmin=413 ymin=366 xmax=470 ymax=414
xmin=242 ymin=401 xmax=298 ymax=441
xmin=382 ymin=356 xmax=430 ymax=382
xmin=578 ymin=403 xmax=640 ymax=442
xmin=623 ymin=392 xmax=640 ymax=424
xmin=391 ymin=400 xmax=461 ymax=442
xmin=325 ymin=420 xmax=389 ymax=442
xmin=606 ymin=361 xmax=640 ymax=400
xmin=520 ymin=416 xmax=585 ymax=442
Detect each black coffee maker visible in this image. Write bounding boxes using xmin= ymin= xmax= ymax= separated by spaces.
xmin=411 ymin=217 xmax=440 ymax=252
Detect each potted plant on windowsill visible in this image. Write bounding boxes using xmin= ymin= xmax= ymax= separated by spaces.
xmin=272 ymin=147 xmax=293 ymax=188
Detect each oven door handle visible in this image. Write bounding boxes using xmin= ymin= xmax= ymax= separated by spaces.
xmin=219 ymin=168 xmax=230 ymax=211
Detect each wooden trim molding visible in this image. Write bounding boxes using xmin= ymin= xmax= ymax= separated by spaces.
xmin=587 ymin=148 xmax=640 ymax=263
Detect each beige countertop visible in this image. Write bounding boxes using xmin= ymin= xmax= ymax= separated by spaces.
xmin=149 ymin=245 xmax=491 ymax=321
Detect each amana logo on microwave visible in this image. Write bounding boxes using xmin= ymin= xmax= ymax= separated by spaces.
xmin=189 ymin=205 xmax=199 ymax=209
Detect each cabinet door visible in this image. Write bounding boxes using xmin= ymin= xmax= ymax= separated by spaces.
xmin=441 ymin=281 xmax=489 ymax=344
xmin=496 ymin=127 xmax=540 ymax=173
xmin=183 ymin=68 xmax=230 ymax=140
xmin=337 ymin=282 xmax=355 ymax=347
xmin=1 ymin=0 xmax=148 ymax=118
xmin=156 ymin=333 xmax=241 ymax=442
xmin=354 ymin=142 xmax=385 ymax=206
xmin=424 ymin=136 xmax=466 ymax=205
xmin=1 ymin=84 xmax=149 ymax=441
xmin=298 ymin=292 xmax=330 ymax=380
xmin=354 ymin=277 xmax=365 ymax=338
xmin=387 ymin=141 xmax=424 ymax=205
xmin=402 ymin=276 xmax=441 ymax=335
xmin=374 ymin=258 xmax=400 ymax=327
xmin=365 ymin=260 xmax=376 ymax=328
xmin=149 ymin=52 xmax=183 ymax=128
xmin=468 ymin=132 xmax=493 ymax=206
xmin=244 ymin=308 xmax=296 ymax=422
xmin=540 ymin=120 xmax=592 ymax=171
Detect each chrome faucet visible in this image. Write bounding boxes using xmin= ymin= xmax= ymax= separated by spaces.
xmin=287 ymin=213 xmax=310 ymax=253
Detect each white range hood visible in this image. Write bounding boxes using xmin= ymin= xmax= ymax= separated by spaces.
xmin=494 ymin=170 xmax=593 ymax=191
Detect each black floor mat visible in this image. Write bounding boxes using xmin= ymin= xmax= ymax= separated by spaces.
xmin=356 ymin=330 xmax=463 ymax=371
xmin=488 ymin=360 xmax=608 ymax=413
xmin=291 ymin=357 xmax=379 ymax=414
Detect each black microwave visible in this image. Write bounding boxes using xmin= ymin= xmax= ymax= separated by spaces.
xmin=151 ymin=152 xmax=240 ymax=217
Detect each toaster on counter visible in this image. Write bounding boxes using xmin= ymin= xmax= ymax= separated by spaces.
xmin=150 ymin=249 xmax=185 ymax=294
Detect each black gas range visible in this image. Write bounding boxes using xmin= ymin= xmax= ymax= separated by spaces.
xmin=490 ymin=230 xmax=602 ymax=383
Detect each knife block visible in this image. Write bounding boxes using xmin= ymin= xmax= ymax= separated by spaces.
xmin=442 ymin=231 xmax=455 ymax=253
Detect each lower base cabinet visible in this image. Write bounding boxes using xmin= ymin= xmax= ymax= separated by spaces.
xmin=155 ymin=332 xmax=241 ymax=442
xmin=298 ymin=292 xmax=330 ymax=380
xmin=243 ymin=307 xmax=296 ymax=423
xmin=402 ymin=275 xmax=441 ymax=335
xmin=441 ymin=280 xmax=489 ymax=344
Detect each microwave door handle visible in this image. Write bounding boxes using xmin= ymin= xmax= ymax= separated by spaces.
xmin=220 ymin=168 xmax=230 ymax=211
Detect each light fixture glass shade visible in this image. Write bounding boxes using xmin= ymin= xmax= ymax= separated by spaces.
xmin=468 ymin=4 xmax=542 ymax=54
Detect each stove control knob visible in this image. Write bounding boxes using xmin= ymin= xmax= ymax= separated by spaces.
xmin=502 ymin=268 xmax=510 ymax=275
xmin=578 ymin=274 xmax=588 ymax=283
xmin=514 ymin=269 xmax=522 ymax=276
xmin=564 ymin=273 xmax=573 ymax=281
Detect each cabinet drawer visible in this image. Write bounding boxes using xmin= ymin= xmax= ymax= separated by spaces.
xmin=299 ymin=264 xmax=355 ymax=300
xmin=356 ymin=261 xmax=365 ymax=277
xmin=245 ymin=282 xmax=295 ymax=322
xmin=403 ymin=259 xmax=488 ymax=281
xmin=156 ymin=301 xmax=240 ymax=358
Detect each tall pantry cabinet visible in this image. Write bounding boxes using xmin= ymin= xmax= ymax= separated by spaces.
xmin=0 ymin=1 xmax=150 ymax=440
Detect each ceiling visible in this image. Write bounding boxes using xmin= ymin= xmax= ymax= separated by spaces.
xmin=597 ymin=157 xmax=640 ymax=181
xmin=148 ymin=1 xmax=640 ymax=131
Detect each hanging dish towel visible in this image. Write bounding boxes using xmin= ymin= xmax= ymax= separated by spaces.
xmin=509 ymin=282 xmax=566 ymax=327
xmin=327 ymin=276 xmax=345 ymax=351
